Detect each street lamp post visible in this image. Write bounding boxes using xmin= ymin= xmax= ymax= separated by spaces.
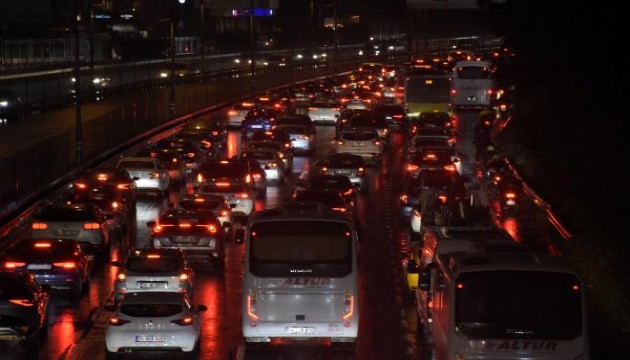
xmin=73 ymin=11 xmax=83 ymax=166
xmin=169 ymin=0 xmax=186 ymax=119
xmin=249 ymin=0 xmax=256 ymax=92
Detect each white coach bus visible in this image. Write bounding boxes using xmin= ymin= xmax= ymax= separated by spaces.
xmin=450 ymin=60 xmax=495 ymax=110
xmin=418 ymin=250 xmax=589 ymax=360
xmin=238 ymin=202 xmax=360 ymax=352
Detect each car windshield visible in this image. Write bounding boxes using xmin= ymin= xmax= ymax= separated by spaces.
xmin=126 ymin=257 xmax=181 ymax=273
xmin=120 ymin=304 xmax=183 ymax=317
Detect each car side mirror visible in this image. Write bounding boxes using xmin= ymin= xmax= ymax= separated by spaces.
xmin=147 ymin=221 xmax=157 ymax=228
xmin=196 ymin=304 xmax=208 ymax=312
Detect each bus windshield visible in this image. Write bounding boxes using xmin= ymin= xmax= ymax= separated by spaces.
xmin=406 ymin=76 xmax=450 ymax=103
xmin=455 ymin=271 xmax=582 ymax=340
xmin=249 ymin=221 xmax=353 ymax=277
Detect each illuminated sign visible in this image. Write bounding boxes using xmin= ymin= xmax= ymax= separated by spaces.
xmin=231 ymin=8 xmax=274 ymax=17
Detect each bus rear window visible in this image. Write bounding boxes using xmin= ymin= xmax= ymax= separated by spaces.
xmin=249 ymin=221 xmax=353 ymax=277
xmin=456 ymin=66 xmax=492 ymax=80
xmin=455 ymin=271 xmax=582 ymax=340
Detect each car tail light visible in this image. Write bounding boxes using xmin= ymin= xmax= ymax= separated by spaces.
xmin=179 ymin=223 xmax=192 ymax=229
xmin=406 ymin=164 xmax=419 ymax=172
xmin=74 ymin=182 xmax=88 ymax=189
xmin=235 ymin=193 xmax=249 ymax=199
xmin=207 ymin=224 xmax=217 ymax=234
xmin=84 ymin=222 xmax=101 ymax=230
xmin=8 ymin=299 xmax=35 ymax=307
xmin=444 ymin=164 xmax=457 ymax=172
xmin=268 ymin=162 xmax=278 ymax=168
xmin=153 ymin=224 xmax=163 ymax=233
xmin=343 ymin=291 xmax=354 ymax=321
xmin=450 ymin=89 xmax=457 ymax=95
xmin=228 ymin=110 xmax=237 ymax=116
xmin=97 ymin=173 xmax=108 ymax=181
xmin=321 ymin=166 xmax=329 ymax=174
xmin=53 ymin=262 xmax=77 ymax=269
xmin=220 ymin=209 xmax=230 ymax=217
xmin=117 ymin=183 xmax=130 ymax=190
xmin=392 ymin=114 xmax=403 ymax=119
xmin=505 ymin=192 xmax=517 ymax=199
xmin=358 ymin=167 xmax=365 ymax=175
xmin=253 ymin=173 xmax=262 ymax=180
xmin=34 ymin=242 xmax=51 ymax=248
xmin=172 ymin=157 xmax=178 ymax=163
xmin=332 ymin=207 xmax=347 ymax=212
xmin=150 ymin=172 xmax=160 ymax=179
xmin=400 ymin=194 xmax=409 ymax=203
xmin=147 ymin=254 xmax=160 ymax=259
xmin=3 ymin=261 xmax=26 ymax=269
xmin=247 ymin=290 xmax=258 ymax=321
xmin=196 ymin=173 xmax=204 ymax=183
xmin=245 ymin=174 xmax=251 ymax=183
xmin=335 ymin=140 xmax=344 ymax=145
xmin=32 ymin=222 xmax=48 ymax=230
xmin=437 ymin=195 xmax=448 ymax=205
xmin=186 ymin=152 xmax=196 ymax=158
xmin=373 ymin=140 xmax=381 ymax=146
xmin=109 ymin=317 xmax=130 ymax=326
xmin=171 ymin=316 xmax=194 ymax=326
xmin=216 ymin=182 xmax=230 ymax=187
xmin=117 ymin=273 xmax=126 ymax=281
xmin=179 ymin=273 xmax=189 ymax=281
xmin=343 ymin=189 xmax=354 ymax=196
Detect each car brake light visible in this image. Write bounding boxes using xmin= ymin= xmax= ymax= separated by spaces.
xmin=3 ymin=261 xmax=26 ymax=269
xmin=147 ymin=254 xmax=160 ymax=259
xmin=392 ymin=114 xmax=403 ymax=119
xmin=373 ymin=140 xmax=381 ymax=145
xmin=358 ymin=167 xmax=365 ymax=175
xmin=343 ymin=291 xmax=354 ymax=321
xmin=207 ymin=224 xmax=217 ymax=234
xmin=247 ymin=291 xmax=258 ymax=321
xmin=228 ymin=110 xmax=237 ymax=116
xmin=438 ymin=195 xmax=448 ymax=204
xmin=269 ymin=162 xmax=278 ymax=168
xmin=8 ymin=299 xmax=35 ymax=307
xmin=400 ymin=194 xmax=409 ymax=203
xmin=117 ymin=273 xmax=126 ymax=281
xmin=53 ymin=262 xmax=77 ymax=269
xmin=150 ymin=172 xmax=160 ymax=179
xmin=220 ymin=209 xmax=229 ymax=217
xmin=343 ymin=189 xmax=353 ymax=196
xmin=235 ymin=193 xmax=249 ymax=199
xmin=117 ymin=183 xmax=130 ymax=190
xmin=505 ymin=192 xmax=517 ymax=199
xmin=245 ymin=174 xmax=251 ymax=183
xmin=171 ymin=316 xmax=194 ymax=326
xmin=97 ymin=174 xmax=108 ymax=181
xmin=321 ymin=166 xmax=328 ymax=174
xmin=406 ymin=164 xmax=419 ymax=171
xmin=179 ymin=223 xmax=191 ymax=228
xmin=112 ymin=201 xmax=119 ymax=210
xmin=444 ymin=164 xmax=457 ymax=172
xmin=32 ymin=222 xmax=48 ymax=230
xmin=216 ymin=182 xmax=230 ymax=187
xmin=109 ymin=317 xmax=130 ymax=326
xmin=335 ymin=140 xmax=344 ymax=145
xmin=450 ymin=89 xmax=457 ymax=95
xmin=172 ymin=157 xmax=178 ymax=163
xmin=332 ymin=207 xmax=347 ymax=212
xmin=84 ymin=222 xmax=101 ymax=230
xmin=74 ymin=182 xmax=87 ymax=189
xmin=179 ymin=273 xmax=189 ymax=281
xmin=34 ymin=242 xmax=51 ymax=248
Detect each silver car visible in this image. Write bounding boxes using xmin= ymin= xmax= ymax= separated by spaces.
xmin=105 ymin=292 xmax=206 ymax=358
xmin=335 ymin=127 xmax=384 ymax=165
xmin=116 ymin=156 xmax=170 ymax=197
xmin=308 ymin=101 xmax=340 ymax=125
xmin=240 ymin=149 xmax=286 ymax=184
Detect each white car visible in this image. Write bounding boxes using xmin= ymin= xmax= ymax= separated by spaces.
xmin=116 ymin=156 xmax=170 ymax=197
xmin=105 ymin=291 xmax=206 ymax=359
xmin=335 ymin=127 xmax=384 ymax=165
xmin=240 ymin=149 xmax=286 ymax=184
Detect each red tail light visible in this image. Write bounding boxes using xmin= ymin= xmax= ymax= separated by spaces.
xmin=309 ymin=107 xmax=318 ymax=111
xmin=207 ymin=224 xmax=217 ymax=234
xmin=32 ymin=222 xmax=48 ymax=230
xmin=444 ymin=164 xmax=457 ymax=172
xmin=74 ymin=182 xmax=88 ymax=189
xmin=53 ymin=262 xmax=77 ymax=269
xmin=171 ymin=316 xmax=194 ymax=326
xmin=179 ymin=223 xmax=191 ymax=229
xmin=505 ymin=192 xmax=517 ymax=199
xmin=3 ymin=261 xmax=26 ymax=269
xmin=245 ymin=174 xmax=252 ymax=183
xmin=220 ymin=209 xmax=230 ymax=217
xmin=117 ymin=183 xmax=130 ymax=190
xmin=450 ymin=89 xmax=457 ymax=95
xmin=406 ymin=164 xmax=419 ymax=172
xmin=437 ymin=195 xmax=448 ymax=204
xmin=112 ymin=201 xmax=119 ymax=210
xmin=8 ymin=299 xmax=35 ymax=307
xmin=228 ymin=110 xmax=237 ymax=116
xmin=34 ymin=242 xmax=51 ymax=248
xmin=84 ymin=222 xmax=101 ymax=230
xmin=179 ymin=273 xmax=189 ymax=281
xmin=392 ymin=114 xmax=403 ymax=119
xmin=216 ymin=182 xmax=230 ymax=187
xmin=235 ymin=193 xmax=249 ymax=199
xmin=332 ymin=207 xmax=347 ymax=212
xmin=109 ymin=318 xmax=130 ymax=326
xmin=373 ymin=140 xmax=381 ymax=146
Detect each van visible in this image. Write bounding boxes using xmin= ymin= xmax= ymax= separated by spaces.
xmin=450 ymin=60 xmax=495 ymax=110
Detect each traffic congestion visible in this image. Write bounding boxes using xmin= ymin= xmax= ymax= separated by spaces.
xmin=1 ymin=52 xmax=588 ymax=360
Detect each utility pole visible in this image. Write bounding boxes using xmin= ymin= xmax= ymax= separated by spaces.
xmin=73 ymin=7 xmax=83 ymax=166
xmin=333 ymin=0 xmax=338 ymax=75
xmin=249 ymin=0 xmax=256 ymax=92
xmin=169 ymin=18 xmax=176 ymax=119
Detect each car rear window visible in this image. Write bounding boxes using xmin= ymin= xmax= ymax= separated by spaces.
xmin=121 ymin=304 xmax=183 ymax=317
xmin=35 ymin=207 xmax=98 ymax=221
xmin=342 ymin=131 xmax=377 ymax=141
xmin=14 ymin=239 xmax=77 ymax=259
xmin=126 ymin=257 xmax=181 ymax=273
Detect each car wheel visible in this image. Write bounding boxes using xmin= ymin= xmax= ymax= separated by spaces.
xmin=187 ymin=340 xmax=200 ymax=360
xmin=105 ymin=347 xmax=118 ymax=360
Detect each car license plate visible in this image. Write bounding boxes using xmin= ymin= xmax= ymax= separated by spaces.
xmin=135 ymin=335 xmax=165 ymax=342
xmin=353 ymin=142 xmax=365 ymax=147
xmin=286 ymin=326 xmax=315 ymax=335
xmin=138 ymin=282 xmax=167 ymax=289
xmin=27 ymin=264 xmax=52 ymax=270
xmin=55 ymin=229 xmax=80 ymax=236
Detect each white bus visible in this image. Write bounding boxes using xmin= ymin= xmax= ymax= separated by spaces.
xmin=418 ymin=250 xmax=589 ymax=360
xmin=450 ymin=60 xmax=495 ymax=110
xmin=239 ymin=203 xmax=360 ymax=352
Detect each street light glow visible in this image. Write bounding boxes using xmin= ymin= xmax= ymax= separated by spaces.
xmin=178 ymin=0 xmax=186 ymax=3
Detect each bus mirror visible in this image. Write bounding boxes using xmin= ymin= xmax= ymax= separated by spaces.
xmin=419 ymin=268 xmax=432 ymax=291
xmin=234 ymin=229 xmax=245 ymax=244
xmin=406 ymin=259 xmax=420 ymax=274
